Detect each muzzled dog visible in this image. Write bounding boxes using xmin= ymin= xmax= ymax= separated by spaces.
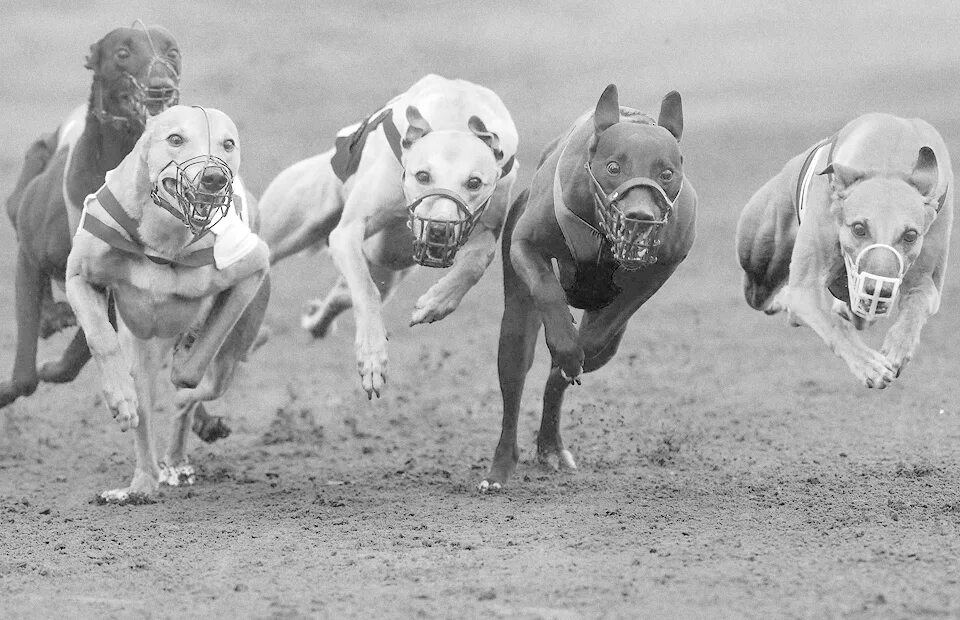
xmin=66 ymin=105 xmax=269 ymax=502
xmin=0 ymin=23 xmax=190 ymax=415
xmin=258 ymin=74 xmax=519 ymax=399
xmin=479 ymin=84 xmax=697 ymax=491
xmin=736 ymin=112 xmax=953 ymax=389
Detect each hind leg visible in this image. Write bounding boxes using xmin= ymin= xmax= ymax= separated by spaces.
xmin=735 ymin=172 xmax=799 ymax=312
xmin=302 ymin=261 xmax=412 ymax=338
xmin=0 ymin=252 xmax=46 ymax=408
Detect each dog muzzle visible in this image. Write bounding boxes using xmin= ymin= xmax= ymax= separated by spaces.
xmin=151 ymin=154 xmax=234 ymax=241
xmin=585 ymin=163 xmax=677 ymax=271
xmin=843 ymin=243 xmax=905 ymax=320
xmin=138 ymin=55 xmax=181 ymax=115
xmin=406 ymin=188 xmax=490 ymax=268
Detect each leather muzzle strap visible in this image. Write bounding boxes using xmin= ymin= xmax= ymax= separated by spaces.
xmin=83 ymin=186 xmax=215 ymax=267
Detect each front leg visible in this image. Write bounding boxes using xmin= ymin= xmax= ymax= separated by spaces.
xmin=171 ymin=246 xmax=269 ymax=388
xmin=881 ymin=279 xmax=939 ymax=378
xmin=510 ymin=239 xmax=582 ymax=382
xmin=784 ymin=285 xmax=895 ymax=388
xmin=65 ymin=274 xmax=139 ymax=429
xmin=410 ymin=226 xmax=497 ymax=325
xmin=329 ymin=216 xmax=390 ymax=398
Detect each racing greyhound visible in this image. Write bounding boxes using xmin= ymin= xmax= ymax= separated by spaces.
xmin=480 ymin=84 xmax=697 ymax=491
xmin=259 ymin=74 xmax=519 ymax=398
xmin=736 ymin=113 xmax=953 ymax=388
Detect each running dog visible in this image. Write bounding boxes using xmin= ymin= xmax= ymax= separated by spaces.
xmin=259 ymin=74 xmax=518 ymax=398
xmin=66 ymin=105 xmax=270 ymax=502
xmin=4 ymin=23 xmax=180 ymax=408
xmin=736 ymin=113 xmax=953 ymax=388
xmin=479 ymin=84 xmax=696 ymax=491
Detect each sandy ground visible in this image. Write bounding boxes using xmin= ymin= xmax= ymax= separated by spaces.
xmin=1 ymin=1 xmax=960 ymax=618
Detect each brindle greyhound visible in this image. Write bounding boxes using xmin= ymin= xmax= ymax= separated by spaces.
xmin=479 ymin=85 xmax=697 ymax=491
xmin=2 ymin=25 xmax=230 ymax=442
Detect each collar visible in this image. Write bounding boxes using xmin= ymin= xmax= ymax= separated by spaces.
xmin=83 ymin=185 xmax=215 ymax=268
xmin=553 ymin=140 xmax=608 ymax=265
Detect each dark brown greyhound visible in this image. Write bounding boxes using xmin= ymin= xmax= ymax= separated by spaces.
xmin=479 ymin=85 xmax=698 ymax=491
xmin=1 ymin=25 xmax=226 ymax=441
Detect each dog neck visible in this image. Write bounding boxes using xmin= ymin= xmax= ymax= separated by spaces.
xmin=104 ymin=163 xmax=194 ymax=259
xmin=66 ymin=97 xmax=142 ymax=209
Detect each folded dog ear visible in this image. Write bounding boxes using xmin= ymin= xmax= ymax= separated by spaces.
xmin=658 ymin=91 xmax=683 ymax=141
xmin=907 ymin=146 xmax=938 ymax=198
xmin=819 ymin=162 xmax=865 ymax=191
xmin=84 ymin=38 xmax=104 ymax=73
xmin=594 ymin=84 xmax=620 ymax=134
xmin=468 ymin=116 xmax=503 ymax=160
xmin=402 ymin=106 xmax=433 ymax=149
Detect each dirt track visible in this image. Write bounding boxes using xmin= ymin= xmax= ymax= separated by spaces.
xmin=1 ymin=1 xmax=960 ymax=618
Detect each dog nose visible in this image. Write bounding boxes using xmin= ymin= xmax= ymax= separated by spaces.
xmin=199 ymin=168 xmax=228 ymax=192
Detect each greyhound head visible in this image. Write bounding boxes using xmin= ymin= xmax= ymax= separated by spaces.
xmin=119 ymin=105 xmax=240 ymax=251
xmin=819 ymin=147 xmax=940 ymax=319
xmin=586 ymin=84 xmax=684 ymax=269
xmin=85 ymin=23 xmax=182 ymax=130
xmin=400 ymin=106 xmax=504 ymax=267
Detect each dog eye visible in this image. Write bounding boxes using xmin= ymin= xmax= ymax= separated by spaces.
xmin=167 ymin=49 xmax=180 ymax=61
xmin=415 ymin=171 xmax=431 ymax=184
xmin=223 ymin=139 xmax=236 ymax=152
xmin=660 ymin=169 xmax=675 ymax=182
xmin=465 ymin=177 xmax=482 ymax=191
xmin=902 ymin=229 xmax=919 ymax=243
xmin=851 ymin=222 xmax=867 ymax=237
xmin=116 ymin=48 xmax=130 ymax=60
xmin=606 ymin=162 xmax=621 ymax=175
xmin=166 ymin=134 xmax=185 ymax=147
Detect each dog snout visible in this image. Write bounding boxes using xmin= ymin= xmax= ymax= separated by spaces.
xmin=859 ymin=246 xmax=903 ymax=280
xmin=199 ymin=168 xmax=229 ymax=192
xmin=415 ymin=196 xmax=461 ymax=222
xmin=620 ymin=187 xmax=662 ymax=220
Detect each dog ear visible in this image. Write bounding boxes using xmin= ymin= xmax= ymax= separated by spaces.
xmin=907 ymin=146 xmax=938 ymax=198
xmin=594 ymin=84 xmax=620 ymax=134
xmin=402 ymin=106 xmax=433 ymax=149
xmin=819 ymin=162 xmax=865 ymax=191
xmin=658 ymin=91 xmax=683 ymax=141
xmin=84 ymin=38 xmax=104 ymax=73
xmin=468 ymin=116 xmax=503 ymax=160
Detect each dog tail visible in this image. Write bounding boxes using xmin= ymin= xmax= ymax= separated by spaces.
xmin=6 ymin=130 xmax=59 ymax=229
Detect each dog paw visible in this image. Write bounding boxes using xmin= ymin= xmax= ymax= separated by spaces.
xmin=104 ymin=387 xmax=139 ymax=430
xmin=410 ymin=285 xmax=462 ymax=326
xmin=38 ymin=301 xmax=77 ymax=339
xmin=192 ymin=407 xmax=232 ymax=443
xmin=301 ymin=295 xmax=350 ymax=339
xmin=538 ymin=448 xmax=577 ymax=472
xmin=355 ymin=329 xmax=388 ymax=399
xmin=477 ymin=479 xmax=503 ymax=493
xmin=171 ymin=330 xmax=204 ymax=388
xmin=0 ymin=375 xmax=39 ymax=408
xmin=99 ymin=469 xmax=159 ymax=504
xmin=882 ymin=332 xmax=916 ymax=379
xmin=843 ymin=345 xmax=896 ymax=389
xmin=159 ymin=461 xmax=196 ymax=487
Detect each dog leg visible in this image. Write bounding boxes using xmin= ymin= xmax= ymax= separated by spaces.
xmin=479 ymin=277 xmax=542 ymax=493
xmin=38 ymin=283 xmax=77 ymax=339
xmin=65 ymin=273 xmax=139 ymax=428
xmin=0 ymin=252 xmax=45 ymax=408
xmin=301 ymin=275 xmax=352 ymax=338
xmin=101 ymin=327 xmax=162 ymax=503
xmin=785 ymin=286 xmax=896 ymax=388
xmin=171 ymin=269 xmax=268 ymax=389
xmin=38 ymin=328 xmax=91 ymax=383
xmin=881 ymin=279 xmax=940 ymax=378
xmin=328 ymin=217 xmax=390 ymax=398
xmin=410 ymin=227 xmax=497 ymax=326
